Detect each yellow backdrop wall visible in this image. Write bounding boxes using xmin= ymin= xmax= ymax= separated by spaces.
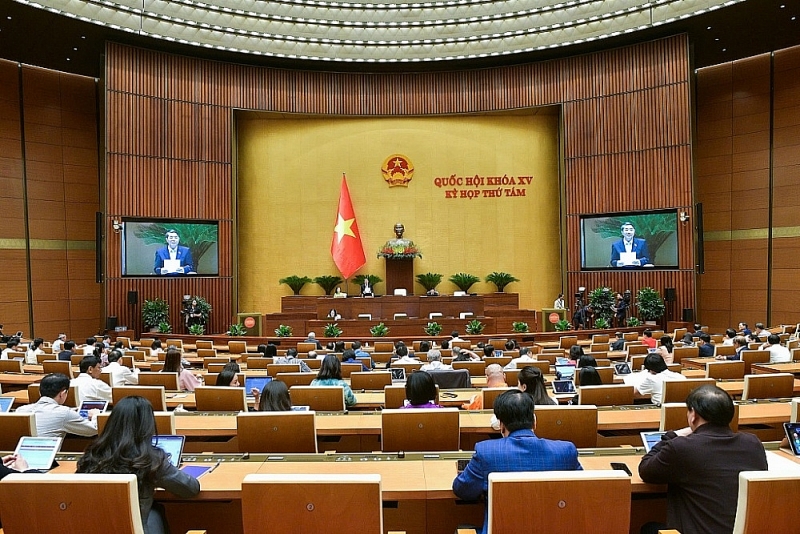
xmin=236 ymin=110 xmax=561 ymax=314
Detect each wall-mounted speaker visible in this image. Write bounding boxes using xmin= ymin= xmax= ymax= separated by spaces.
xmin=665 ymin=287 xmax=677 ymax=302
xmin=127 ymin=290 xmax=138 ymax=305
xmin=682 ymin=308 xmax=694 ymax=322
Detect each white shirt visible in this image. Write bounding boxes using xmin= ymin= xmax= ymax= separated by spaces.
xmin=52 ymin=339 xmax=65 ymax=353
xmin=83 ymin=345 xmax=96 ymax=355
xmin=25 ymin=347 xmax=43 ymax=365
xmin=504 ymin=355 xmax=537 ymax=371
xmin=760 ymin=344 xmax=791 ymax=364
xmin=554 ymin=298 xmax=565 ymax=310
xmin=102 ymin=361 xmax=139 ymax=387
xmin=70 ymin=373 xmax=113 ymax=403
xmin=1 ymin=348 xmax=21 ymax=360
xmin=420 ymin=361 xmax=452 ymax=371
xmin=631 ymin=369 xmax=686 ymax=405
xmin=16 ymin=397 xmax=97 ymax=438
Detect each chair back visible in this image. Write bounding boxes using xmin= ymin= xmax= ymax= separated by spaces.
xmin=486 ymin=471 xmax=630 ymax=534
xmin=127 ymin=350 xmax=147 ymax=362
xmin=0 ymin=473 xmax=145 ymax=534
xmin=237 ymin=412 xmax=317 ymax=453
xmin=373 ymin=341 xmax=394 ymax=353
xmin=706 ymin=361 xmax=746 ymax=380
xmin=672 ymin=346 xmax=699 ymax=364
xmin=297 ymin=342 xmax=317 ymax=353
xmin=575 ymin=366 xmax=614 ymax=385
xmin=623 ymin=332 xmax=639 ymax=341
xmin=203 ymin=372 xmax=245 ymax=386
xmin=98 ymin=411 xmax=175 ymax=435
xmin=36 ymin=353 xmax=51 ymax=364
xmin=451 ymin=360 xmax=486 ymax=376
xmin=197 ymin=348 xmax=218 ymax=359
xmin=384 ymin=384 xmax=407 ymax=409
xmin=0 ymin=358 xmax=24 ymax=373
xmin=350 ymin=371 xmax=392 ymax=390
xmin=558 ymin=336 xmax=578 ymax=350
xmin=43 ymin=360 xmax=73 ymax=378
xmin=514 ymin=361 xmax=550 ymax=376
xmin=275 ymin=372 xmax=316 ymax=387
xmin=660 ymin=402 xmax=739 ymax=432
xmin=289 ymin=386 xmax=346 ymax=411
xmin=302 ymin=358 xmax=322 ymax=370
xmin=70 ymin=354 xmax=85 ymax=366
xmin=241 ymin=473 xmax=382 ymax=534
xmin=137 ymin=372 xmax=179 ymax=390
xmin=194 ymin=386 xmax=247 ymax=411
xmin=116 ymin=336 xmax=132 ymax=349
xmin=28 ymin=384 xmax=79 ymax=408
xmin=267 ymin=363 xmax=301 ymax=377
xmin=482 ymin=387 xmax=514 ymax=410
xmin=203 ymin=357 xmax=229 ymax=369
xmin=534 ymin=405 xmax=598 ymax=448
xmin=742 ymin=373 xmax=794 ymax=400
xmin=503 ymin=369 xmax=520 ymax=386
xmin=627 ymin=345 xmax=649 ymax=356
xmin=138 ymin=338 xmax=155 ymax=348
xmin=661 ymin=378 xmax=716 ymax=404
xmin=629 ymin=355 xmax=646 ymax=371
xmin=247 ymin=357 xmax=272 ymax=369
xmin=112 ymin=386 xmax=166 ymax=411
xmin=592 ymin=334 xmax=610 ymax=344
xmin=590 ymin=343 xmax=610 ymax=353
xmin=228 ymin=340 xmax=248 ymax=354
xmin=393 ymin=362 xmax=423 ymax=374
xmin=484 ymin=356 xmax=512 ymax=367
xmin=713 ymin=344 xmax=736 ymax=358
xmin=340 ymin=363 xmax=362 ymax=378
xmin=577 ymin=385 xmax=634 ymax=406
xmin=672 ymin=328 xmax=688 ymax=341
xmin=739 ymin=350 xmax=771 ymax=374
xmin=732 ymin=472 xmax=800 ymax=534
xmin=165 ymin=339 xmax=183 ymax=350
xmin=195 ymin=340 xmax=214 ymax=350
xmin=0 ymin=413 xmax=37 ymax=451
xmin=380 ymin=408 xmax=459 ymax=452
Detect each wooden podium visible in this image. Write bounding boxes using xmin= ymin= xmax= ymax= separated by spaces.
xmin=384 ymin=258 xmax=415 ymax=295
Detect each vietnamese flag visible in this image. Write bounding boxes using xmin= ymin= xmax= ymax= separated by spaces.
xmin=331 ymin=174 xmax=366 ymax=279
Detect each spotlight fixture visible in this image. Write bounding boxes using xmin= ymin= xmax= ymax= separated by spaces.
xmin=112 ymin=219 xmax=124 ymax=233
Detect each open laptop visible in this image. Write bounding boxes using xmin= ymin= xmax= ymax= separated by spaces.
xmin=0 ymin=396 xmax=14 ymax=412
xmin=784 ymin=423 xmax=800 ymax=456
xmin=14 ymin=436 xmax=63 ymax=470
xmin=640 ymin=431 xmax=667 ymax=452
xmin=555 ymin=357 xmax=570 ymax=366
xmin=555 ymin=365 xmax=575 ymax=380
xmin=614 ymin=362 xmax=632 ymax=375
xmin=552 ymin=380 xmax=576 ymax=394
xmin=78 ymin=400 xmax=109 ymax=419
xmin=152 ymin=435 xmax=185 ymax=467
xmin=245 ymin=376 xmax=272 ymax=401
xmin=390 ymin=367 xmax=406 ymax=383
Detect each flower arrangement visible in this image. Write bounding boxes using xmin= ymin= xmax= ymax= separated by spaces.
xmin=377 ymin=241 xmax=422 ymax=259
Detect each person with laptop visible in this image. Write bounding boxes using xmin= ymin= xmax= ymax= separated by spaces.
xmin=162 ymin=348 xmax=201 ymax=392
xmin=632 ymin=353 xmax=686 ymax=405
xmin=78 ymin=396 xmax=200 ymax=534
xmin=70 ymin=355 xmax=112 ymax=404
xmin=16 ymin=373 xmax=99 ymax=438
xmin=401 ymin=371 xmax=442 ymax=408
xmin=638 ymin=385 xmax=767 ymax=534
xmin=311 ymin=354 xmax=357 ymax=407
xmin=453 ymin=390 xmax=582 ymax=534
xmin=102 ymin=349 xmax=140 ymax=387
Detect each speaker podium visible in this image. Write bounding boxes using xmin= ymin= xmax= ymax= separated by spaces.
xmin=541 ymin=308 xmax=567 ymax=332
xmin=384 ymin=258 xmax=415 ymax=296
xmin=237 ymin=313 xmax=262 ymax=336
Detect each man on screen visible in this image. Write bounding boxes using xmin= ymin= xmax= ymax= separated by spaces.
xmin=154 ymin=229 xmax=194 ymax=275
xmin=610 ymin=221 xmax=651 ymax=267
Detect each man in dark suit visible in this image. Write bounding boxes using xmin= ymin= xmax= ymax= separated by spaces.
xmin=453 ymin=390 xmax=582 ymax=534
xmin=153 ymin=229 xmax=194 ymax=275
xmin=638 ymin=385 xmax=767 ymax=534
xmin=610 ymin=221 xmax=651 ymax=267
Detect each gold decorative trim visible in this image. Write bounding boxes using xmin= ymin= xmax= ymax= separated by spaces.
xmin=704 ymin=226 xmax=800 ymax=242
xmin=0 ymin=239 xmax=96 ymax=251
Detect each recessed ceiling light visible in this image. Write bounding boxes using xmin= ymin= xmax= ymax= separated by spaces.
xmin=706 ymin=26 xmax=711 ymax=30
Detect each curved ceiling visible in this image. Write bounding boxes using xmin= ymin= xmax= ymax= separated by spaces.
xmin=15 ymin=0 xmax=745 ymax=63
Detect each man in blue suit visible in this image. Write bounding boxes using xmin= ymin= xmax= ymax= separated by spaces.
xmin=610 ymin=221 xmax=651 ymax=267
xmin=453 ymin=390 xmax=582 ymax=534
xmin=153 ymin=229 xmax=194 ymax=275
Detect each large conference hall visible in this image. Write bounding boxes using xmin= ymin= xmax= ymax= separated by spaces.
xmin=1 ymin=1 xmax=800 ymax=533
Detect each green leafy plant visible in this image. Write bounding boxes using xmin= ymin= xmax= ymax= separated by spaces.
xmin=416 ymin=272 xmax=444 ymax=292
xmin=279 ymin=275 xmax=312 ymax=295
xmin=424 ymin=322 xmax=443 ymax=336
xmin=626 ymin=317 xmax=641 ymax=327
xmin=323 ymin=323 xmax=343 ymax=338
xmin=314 ymin=275 xmax=345 ymax=296
xmin=157 ymin=321 xmax=172 ymax=334
xmin=352 ymin=274 xmax=383 ymax=292
xmin=274 ymin=324 xmax=293 ymax=337
xmin=554 ymin=319 xmax=573 ymax=332
xmin=142 ymin=298 xmax=170 ymax=330
xmin=593 ymin=317 xmax=610 ymax=330
xmin=449 ymin=272 xmax=480 ymax=293
xmin=188 ymin=324 xmax=205 ymax=336
xmin=588 ymin=287 xmax=616 ymax=323
xmin=370 ymin=323 xmax=389 ymax=337
xmin=512 ymin=321 xmax=529 ymax=333
xmin=227 ymin=323 xmax=247 ymax=336
xmin=485 ymin=272 xmax=520 ymax=292
xmin=132 ymin=223 xmax=218 ymax=272
xmin=465 ymin=319 xmax=485 ymax=335
xmin=636 ymin=287 xmax=666 ymax=321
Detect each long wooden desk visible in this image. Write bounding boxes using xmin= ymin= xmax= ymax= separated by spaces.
xmin=314 ymin=294 xmax=486 ymax=320
xmin=752 ymin=362 xmax=800 ymax=376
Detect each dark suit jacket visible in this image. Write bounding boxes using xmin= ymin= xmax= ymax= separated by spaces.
xmin=453 ymin=429 xmax=582 ymax=534
xmin=639 ymin=423 xmax=767 ymax=534
xmin=610 ymin=237 xmax=650 ymax=266
xmin=153 ymin=246 xmax=193 ymax=274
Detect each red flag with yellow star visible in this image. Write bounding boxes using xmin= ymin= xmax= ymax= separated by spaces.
xmin=331 ymin=174 xmax=366 ymax=279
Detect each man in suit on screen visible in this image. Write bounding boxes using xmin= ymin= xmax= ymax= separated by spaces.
xmin=154 ymin=229 xmax=194 ymax=275
xmin=610 ymin=221 xmax=651 ymax=267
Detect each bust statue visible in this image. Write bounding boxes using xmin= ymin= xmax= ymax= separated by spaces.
xmin=378 ymin=222 xmax=421 ymax=259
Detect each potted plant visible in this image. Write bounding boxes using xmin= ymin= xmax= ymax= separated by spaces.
xmin=424 ymin=322 xmax=443 ymax=336
xmin=314 ymin=275 xmax=345 ymax=296
xmin=593 ymin=317 xmax=610 ymax=330
xmin=323 ymin=323 xmax=343 ymax=338
xmin=485 ymin=272 xmax=520 ymax=292
xmin=157 ymin=321 xmax=172 ymax=334
xmin=626 ymin=317 xmax=641 ymax=327
xmin=465 ymin=319 xmax=485 ymax=335
xmin=353 ymin=274 xmax=383 ymax=294
xmin=588 ymin=287 xmax=616 ymax=324
xmin=449 ymin=272 xmax=480 ymax=293
xmin=416 ymin=272 xmax=443 ymax=293
xmin=370 ymin=323 xmax=389 ymax=337
xmin=512 ymin=321 xmax=529 ymax=333
xmin=274 ymin=324 xmax=293 ymax=337
xmin=554 ymin=319 xmax=573 ymax=332
xmin=188 ymin=324 xmax=205 ymax=336
xmin=227 ymin=323 xmax=247 ymax=336
xmin=279 ymin=275 xmax=312 ymax=295
xmin=636 ymin=287 xmax=666 ymax=324
xmin=142 ymin=298 xmax=169 ymax=332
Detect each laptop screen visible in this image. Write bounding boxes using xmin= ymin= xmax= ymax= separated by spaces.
xmin=79 ymin=400 xmax=108 ymax=418
xmin=784 ymin=423 xmax=800 ymax=456
xmin=640 ymin=431 xmax=667 ymax=452
xmin=555 ymin=365 xmax=575 ymax=379
xmin=0 ymin=396 xmax=13 ymax=412
xmin=552 ymin=380 xmax=575 ymax=394
xmin=245 ymin=376 xmax=272 ymax=396
xmin=390 ymin=368 xmax=406 ymax=382
xmin=14 ymin=436 xmax=63 ymax=470
xmin=152 ymin=435 xmax=185 ymax=467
